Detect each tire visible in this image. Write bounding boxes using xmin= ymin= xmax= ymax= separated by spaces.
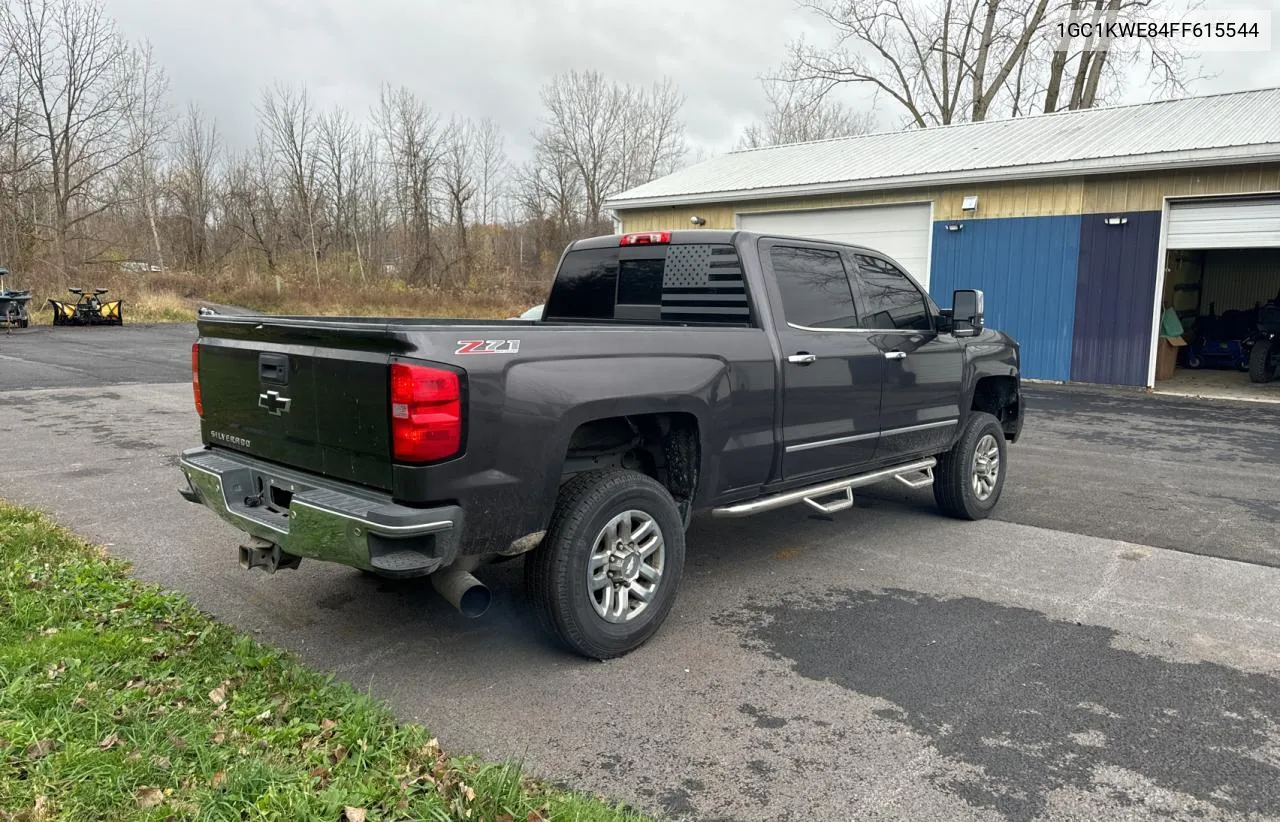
xmin=1249 ymin=338 xmax=1277 ymax=383
xmin=525 ymin=468 xmax=686 ymax=660
xmin=933 ymin=412 xmax=1007 ymax=521
xmin=1186 ymin=353 xmax=1202 ymax=369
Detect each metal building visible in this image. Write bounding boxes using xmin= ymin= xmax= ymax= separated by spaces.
xmin=605 ymin=88 xmax=1280 ymax=390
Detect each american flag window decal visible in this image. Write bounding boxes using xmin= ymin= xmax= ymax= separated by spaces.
xmin=658 ymin=245 xmax=751 ymax=324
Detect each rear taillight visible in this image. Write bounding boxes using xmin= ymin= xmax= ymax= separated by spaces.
xmin=619 ymin=231 xmax=670 ymax=246
xmin=390 ymin=363 xmax=462 ymax=463
xmin=191 ymin=343 xmax=203 ymax=417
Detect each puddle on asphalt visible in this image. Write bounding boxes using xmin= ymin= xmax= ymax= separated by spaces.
xmin=738 ymin=589 xmax=1280 ymax=821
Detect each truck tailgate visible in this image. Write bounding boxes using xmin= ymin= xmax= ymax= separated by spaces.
xmin=197 ymin=325 xmax=396 ymax=491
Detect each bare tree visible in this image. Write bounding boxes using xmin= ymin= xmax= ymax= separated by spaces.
xmin=1044 ymin=0 xmax=1199 ymax=112
xmin=347 ymin=130 xmax=383 ymax=283
xmin=224 ymin=138 xmax=284 ymax=274
xmin=472 ymin=116 xmax=507 ymax=226
xmin=257 ymin=83 xmax=322 ymax=285
xmin=374 ymin=83 xmax=442 ymax=286
xmin=2 ymin=0 xmax=144 ymax=271
xmin=121 ymin=41 xmax=170 ymax=271
xmin=535 ymin=70 xmax=628 ymax=233
xmin=0 ymin=44 xmax=44 ymax=270
xmin=619 ymin=78 xmax=687 ymax=189
xmin=514 ymin=140 xmax=582 ymax=269
xmin=170 ymin=104 xmax=220 ymax=271
xmin=440 ymin=117 xmax=475 ymax=282
xmin=535 ymin=71 xmax=687 ymax=233
xmin=0 ymin=0 xmax=694 ymax=306
xmin=739 ymin=76 xmax=876 ymax=148
xmin=317 ymin=107 xmax=360 ymax=270
xmin=783 ymin=0 xmax=1200 ymax=128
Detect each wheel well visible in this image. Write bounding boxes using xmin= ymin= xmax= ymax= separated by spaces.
xmin=563 ymin=413 xmax=700 ymax=521
xmin=972 ymin=376 xmax=1020 ymax=435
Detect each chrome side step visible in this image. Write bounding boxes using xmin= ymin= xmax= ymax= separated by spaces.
xmin=710 ymin=458 xmax=937 ymax=519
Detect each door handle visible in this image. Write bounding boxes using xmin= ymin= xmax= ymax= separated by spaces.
xmin=787 ymin=353 xmax=818 ymax=365
xmin=884 ymin=351 xmax=907 ymax=360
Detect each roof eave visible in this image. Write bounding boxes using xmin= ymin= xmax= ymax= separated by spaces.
xmin=605 ymin=146 xmax=1280 ymax=211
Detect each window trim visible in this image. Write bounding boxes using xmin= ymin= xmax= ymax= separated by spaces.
xmin=765 ymin=241 xmax=861 ymax=332
xmin=786 ymin=322 xmax=879 ymax=334
xmin=847 ymin=250 xmax=936 ymax=333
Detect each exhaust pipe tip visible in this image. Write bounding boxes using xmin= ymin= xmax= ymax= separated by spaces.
xmin=431 ymin=566 xmax=491 ymax=618
xmin=457 ymin=584 xmax=492 ymax=618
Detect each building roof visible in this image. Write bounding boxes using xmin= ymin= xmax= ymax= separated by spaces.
xmin=606 ymin=88 xmax=1280 ymax=210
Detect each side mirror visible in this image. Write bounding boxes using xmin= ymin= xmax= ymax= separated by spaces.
xmin=952 ymin=289 xmax=984 ymax=337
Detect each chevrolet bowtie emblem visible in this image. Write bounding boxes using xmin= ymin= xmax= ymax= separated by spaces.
xmin=258 ymin=390 xmax=292 ymax=416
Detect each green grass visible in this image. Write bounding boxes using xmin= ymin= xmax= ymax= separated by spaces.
xmin=0 ymin=502 xmax=648 ymax=822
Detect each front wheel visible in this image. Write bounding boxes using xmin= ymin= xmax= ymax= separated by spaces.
xmin=526 ymin=469 xmax=686 ymax=659
xmin=933 ymin=412 xmax=1007 ymax=520
xmin=1250 ymin=338 xmax=1277 ymax=383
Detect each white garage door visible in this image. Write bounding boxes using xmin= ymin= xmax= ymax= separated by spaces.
xmin=738 ymin=203 xmax=933 ymax=287
xmin=1166 ymin=198 xmax=1280 ymax=249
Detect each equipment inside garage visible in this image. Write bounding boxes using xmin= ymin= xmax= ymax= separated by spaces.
xmin=1156 ymin=197 xmax=1280 ymax=400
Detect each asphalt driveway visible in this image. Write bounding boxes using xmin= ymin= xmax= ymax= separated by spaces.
xmin=1 ymin=323 xmax=1278 ymax=821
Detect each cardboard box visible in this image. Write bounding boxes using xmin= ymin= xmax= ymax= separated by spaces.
xmin=1155 ymin=336 xmax=1185 ymax=381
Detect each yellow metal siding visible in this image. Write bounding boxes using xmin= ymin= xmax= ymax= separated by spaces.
xmin=617 ymin=164 xmax=1280 ymax=232
xmin=618 ymin=183 xmax=1079 ymax=231
xmin=1081 ymin=164 xmax=1280 ymax=213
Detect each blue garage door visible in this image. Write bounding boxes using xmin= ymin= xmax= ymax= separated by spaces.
xmin=930 ymin=215 xmax=1081 ymax=382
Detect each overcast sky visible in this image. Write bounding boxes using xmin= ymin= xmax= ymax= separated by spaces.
xmin=102 ymin=0 xmax=1280 ymax=164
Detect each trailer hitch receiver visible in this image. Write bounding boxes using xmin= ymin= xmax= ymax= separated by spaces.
xmin=238 ymin=536 xmax=301 ymax=574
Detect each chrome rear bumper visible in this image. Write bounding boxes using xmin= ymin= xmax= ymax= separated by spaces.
xmin=178 ymin=447 xmax=463 ymax=577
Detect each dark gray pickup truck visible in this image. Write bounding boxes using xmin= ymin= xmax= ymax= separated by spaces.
xmin=180 ymin=230 xmax=1022 ymax=658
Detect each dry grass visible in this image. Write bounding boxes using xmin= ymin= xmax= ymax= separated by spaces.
xmin=12 ymin=263 xmax=543 ymax=326
xmin=128 ymin=290 xmax=199 ymax=323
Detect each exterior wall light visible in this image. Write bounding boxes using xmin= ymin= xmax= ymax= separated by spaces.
xmin=1104 ymin=216 xmax=1128 ymax=226
xmin=961 ymin=195 xmax=979 ymax=211
xmin=690 ymin=216 xmax=707 ymax=226
xmin=945 ymin=223 xmax=964 ymax=232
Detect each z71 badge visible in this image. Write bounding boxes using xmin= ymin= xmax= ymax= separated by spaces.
xmin=455 ymin=339 xmax=520 ymax=355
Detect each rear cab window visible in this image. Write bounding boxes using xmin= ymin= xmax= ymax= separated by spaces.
xmin=770 ymin=246 xmax=860 ymax=330
xmin=544 ymin=242 xmax=753 ymax=325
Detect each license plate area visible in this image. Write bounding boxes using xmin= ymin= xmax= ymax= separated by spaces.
xmin=268 ymin=483 xmax=294 ymax=510
xmin=225 ymin=469 xmax=304 ymax=533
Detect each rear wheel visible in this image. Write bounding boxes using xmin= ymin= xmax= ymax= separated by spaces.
xmin=526 ymin=468 xmax=685 ymax=659
xmin=1250 ymin=338 xmax=1277 ymax=383
xmin=933 ymin=412 xmax=1007 ymax=520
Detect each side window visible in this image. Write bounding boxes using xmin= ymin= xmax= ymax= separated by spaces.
xmin=853 ymin=254 xmax=932 ymax=331
xmin=771 ymin=246 xmax=859 ymax=329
